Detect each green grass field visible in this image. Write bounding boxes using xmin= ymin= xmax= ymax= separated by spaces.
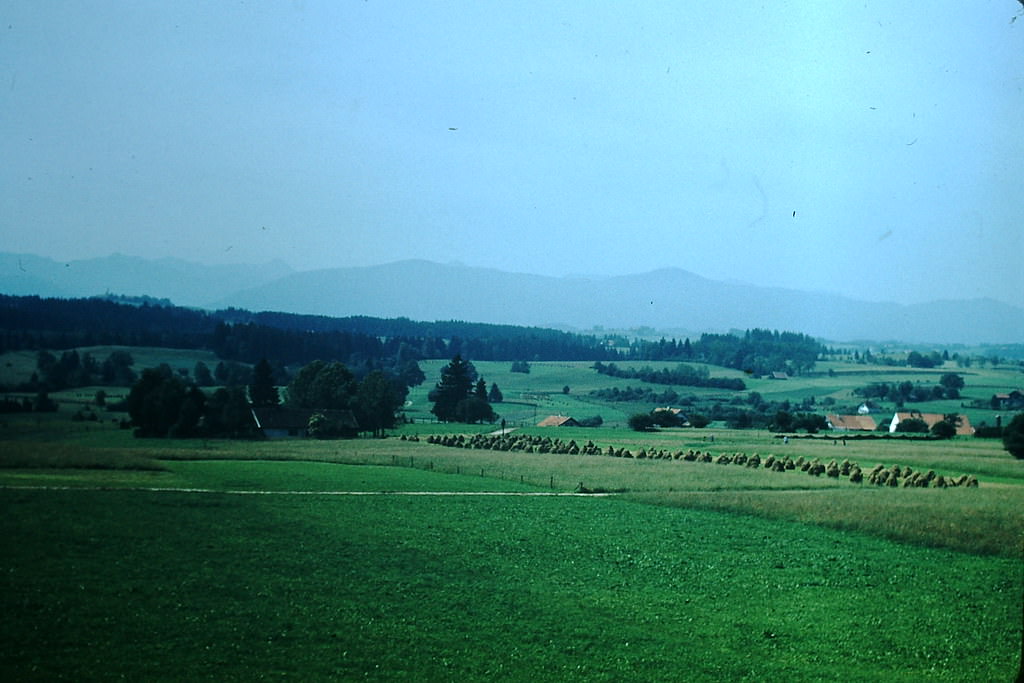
xmin=403 ymin=358 xmax=1024 ymax=430
xmin=2 ymin=471 xmax=1020 ymax=681
xmin=2 ymin=407 xmax=1023 ymax=681
xmin=2 ymin=352 xmax=1023 ymax=679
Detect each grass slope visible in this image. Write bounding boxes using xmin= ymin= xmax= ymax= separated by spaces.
xmin=1 ymin=483 xmax=1019 ymax=681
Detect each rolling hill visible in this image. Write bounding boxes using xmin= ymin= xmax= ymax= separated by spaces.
xmin=3 ymin=253 xmax=1021 ymax=344
xmin=211 ymin=260 xmax=1024 ymax=345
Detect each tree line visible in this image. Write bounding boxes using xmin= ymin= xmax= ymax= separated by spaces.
xmin=853 ymin=373 xmax=965 ymax=404
xmin=624 ymin=329 xmax=824 ymax=375
xmin=127 ymin=357 xmax=415 ymax=439
xmin=592 ymin=361 xmax=747 ymax=390
xmin=0 ymin=295 xmax=620 ymax=363
xmin=2 ymin=297 xmax=837 ymax=381
xmin=126 ymin=353 xmax=503 ymax=438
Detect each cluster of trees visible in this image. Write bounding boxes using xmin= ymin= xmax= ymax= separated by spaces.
xmin=428 ymin=355 xmax=497 ymax=424
xmin=906 ymin=350 xmax=946 ymax=368
xmin=126 ymin=366 xmax=256 ymax=438
xmin=768 ymin=411 xmax=830 ymax=433
xmin=6 ymin=347 xmax=294 ymax=397
xmin=627 ymin=409 xmax=706 ymax=431
xmin=0 ymin=393 xmax=59 ymax=414
xmin=854 ymin=374 xmax=965 ymax=404
xmin=821 ymin=347 xmax=879 ymax=364
xmin=590 ymin=385 xmax=693 ymax=405
xmin=820 ymin=345 xmax=1024 ymax=370
xmin=20 ymin=349 xmax=137 ymax=392
xmin=592 ymin=362 xmax=746 ymax=391
xmin=126 ymin=355 xmax=418 ymax=439
xmin=602 ymin=386 xmax=827 ymax=432
xmin=624 ymin=405 xmax=827 ymax=433
xmin=1004 ymin=414 xmax=1024 ymax=459
xmin=285 ymin=360 xmax=407 ymax=437
xmin=623 ymin=329 xmax=823 ymax=376
xmin=892 ymin=414 xmax=963 ymax=438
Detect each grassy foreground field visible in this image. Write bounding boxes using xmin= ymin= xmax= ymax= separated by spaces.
xmin=1 ymin=414 xmax=1022 ymax=680
xmin=2 ymin=474 xmax=1020 ymax=681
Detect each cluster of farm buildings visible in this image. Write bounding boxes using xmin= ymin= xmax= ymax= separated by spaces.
xmin=246 ymin=390 xmax=1024 ymax=439
xmin=538 ymin=410 xmax=978 ymax=435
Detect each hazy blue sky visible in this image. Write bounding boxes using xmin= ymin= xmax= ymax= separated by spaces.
xmin=3 ymin=2 xmax=1022 ymax=306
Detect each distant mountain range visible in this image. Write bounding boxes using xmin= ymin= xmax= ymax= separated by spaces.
xmin=0 ymin=252 xmax=294 ymax=307
xmin=2 ymin=252 xmax=1022 ymax=345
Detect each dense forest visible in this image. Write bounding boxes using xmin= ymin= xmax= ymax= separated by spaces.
xmin=0 ymin=295 xmax=619 ymax=364
xmin=1 ymin=296 xmax=828 ymax=383
xmin=625 ymin=329 xmax=824 ymax=376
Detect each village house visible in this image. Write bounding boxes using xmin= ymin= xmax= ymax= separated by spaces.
xmin=991 ymin=390 xmax=1024 ymax=410
xmin=826 ymin=414 xmax=878 ymax=432
xmin=653 ymin=406 xmax=690 ymax=426
xmin=888 ymin=411 xmax=973 ymax=436
xmin=536 ymin=415 xmax=580 ymax=427
xmin=251 ymin=406 xmax=359 ymax=439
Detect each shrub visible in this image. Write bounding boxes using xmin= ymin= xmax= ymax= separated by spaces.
xmin=455 ymin=397 xmax=495 ymax=424
xmin=929 ymin=420 xmax=957 ymax=439
xmin=651 ymin=409 xmax=683 ymax=428
xmin=895 ymin=417 xmax=929 ymax=433
xmin=974 ymin=425 xmax=1003 ymax=439
xmin=1003 ymin=413 xmax=1024 ymax=459
xmin=510 ymin=360 xmax=531 ymax=374
xmin=628 ymin=413 xmax=656 ymax=432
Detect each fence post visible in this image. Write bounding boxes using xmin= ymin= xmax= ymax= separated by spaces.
xmin=550 ymin=476 xmax=554 ymax=489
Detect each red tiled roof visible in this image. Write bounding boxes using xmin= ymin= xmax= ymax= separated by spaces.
xmin=537 ymin=415 xmax=578 ymax=427
xmin=827 ymin=414 xmax=877 ymax=431
xmin=892 ymin=411 xmax=973 ymax=436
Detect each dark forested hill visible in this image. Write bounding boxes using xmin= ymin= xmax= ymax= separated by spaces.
xmin=0 ymin=295 xmax=619 ymax=364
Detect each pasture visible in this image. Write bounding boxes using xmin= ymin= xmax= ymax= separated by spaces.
xmin=404 ymin=357 xmax=1024 ymax=430
xmin=1 ymin=409 xmax=1022 ymax=680
xmin=2 ymin=352 xmax=1023 ymax=679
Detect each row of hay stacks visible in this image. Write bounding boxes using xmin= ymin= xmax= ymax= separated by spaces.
xmin=408 ymin=433 xmax=979 ymax=488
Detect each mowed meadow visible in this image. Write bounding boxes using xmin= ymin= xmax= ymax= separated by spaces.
xmin=1 ymin=354 xmax=1023 ymax=680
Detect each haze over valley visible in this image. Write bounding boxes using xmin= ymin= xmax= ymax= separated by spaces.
xmin=3 ymin=252 xmax=1022 ymax=346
